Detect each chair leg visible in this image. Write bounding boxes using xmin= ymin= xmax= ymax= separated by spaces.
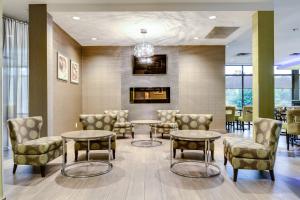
xmin=86 ymin=150 xmax=89 ymax=160
xmin=224 ymin=156 xmax=227 ymax=165
xmin=162 ymin=133 xmax=164 ymax=138
xmin=248 ymin=122 xmax=250 ymax=129
xmin=242 ymin=122 xmax=245 ymax=132
xmin=286 ymin=134 xmax=290 ymax=151
xmin=131 ymin=131 xmax=134 ymax=139
xmin=13 ymin=164 xmax=17 ymax=174
xmin=150 ymin=131 xmax=152 ymax=138
xmin=292 ymin=135 xmax=294 ymax=147
xmin=181 ymin=149 xmax=184 ymax=153
xmin=64 ymin=153 xmax=67 ymax=163
xmin=270 ymin=169 xmax=275 ymax=181
xmin=112 ymin=150 xmax=116 ymax=159
xmin=40 ymin=166 xmax=46 ymax=177
xmin=173 ymin=149 xmax=176 ymax=158
xmin=75 ymin=150 xmax=78 ymax=161
xmin=233 ymin=169 xmax=238 ymax=182
xmin=211 ymin=150 xmax=214 ymax=161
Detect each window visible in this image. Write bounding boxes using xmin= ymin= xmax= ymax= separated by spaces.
xmin=275 ymin=74 xmax=292 ymax=107
xmin=225 ymin=65 xmax=293 ymax=108
xmin=225 ymin=65 xmax=252 ymax=109
xmin=274 ymin=66 xmax=292 ymax=107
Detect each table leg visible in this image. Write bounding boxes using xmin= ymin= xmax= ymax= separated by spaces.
xmin=170 ymin=136 xmax=173 ymax=167
xmin=62 ymin=138 xmax=66 ymax=167
xmin=108 ymin=136 xmax=111 ymax=162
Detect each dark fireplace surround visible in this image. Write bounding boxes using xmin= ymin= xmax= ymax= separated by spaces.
xmin=130 ymin=87 xmax=170 ymax=103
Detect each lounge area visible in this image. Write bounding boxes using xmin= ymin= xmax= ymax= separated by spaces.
xmin=1 ymin=0 xmax=300 ymax=200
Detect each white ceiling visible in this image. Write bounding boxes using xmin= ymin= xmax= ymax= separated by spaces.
xmin=226 ymin=0 xmax=300 ymax=66
xmin=51 ymin=11 xmax=253 ymax=46
xmin=3 ymin=0 xmax=273 ymax=21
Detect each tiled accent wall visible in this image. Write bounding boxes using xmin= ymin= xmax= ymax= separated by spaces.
xmin=121 ymin=46 xmax=179 ymax=120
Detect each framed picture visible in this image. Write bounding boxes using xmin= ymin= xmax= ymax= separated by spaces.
xmin=132 ymin=54 xmax=167 ymax=75
xmin=57 ymin=53 xmax=69 ymax=81
xmin=70 ymin=60 xmax=80 ymax=84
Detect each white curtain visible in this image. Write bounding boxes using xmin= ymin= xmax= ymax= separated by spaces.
xmin=2 ymin=17 xmax=29 ymax=148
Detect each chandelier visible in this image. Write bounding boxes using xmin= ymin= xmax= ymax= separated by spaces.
xmin=134 ymin=29 xmax=154 ymax=59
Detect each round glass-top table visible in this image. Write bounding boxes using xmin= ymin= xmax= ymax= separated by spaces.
xmin=61 ymin=130 xmax=115 ymax=178
xmin=130 ymin=120 xmax=162 ymax=147
xmin=170 ymin=130 xmax=221 ymax=178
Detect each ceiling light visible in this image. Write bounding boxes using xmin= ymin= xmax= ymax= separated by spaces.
xmin=91 ymin=37 xmax=97 ymax=41
xmin=72 ymin=16 xmax=80 ymax=20
xmin=209 ymin=16 xmax=217 ymax=20
xmin=134 ymin=29 xmax=154 ymax=58
xmin=193 ymin=37 xmax=199 ymax=40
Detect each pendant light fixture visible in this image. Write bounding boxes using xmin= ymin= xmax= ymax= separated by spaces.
xmin=133 ymin=29 xmax=154 ymax=59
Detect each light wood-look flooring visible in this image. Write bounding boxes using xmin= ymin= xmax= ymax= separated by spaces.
xmin=3 ymin=127 xmax=300 ymax=200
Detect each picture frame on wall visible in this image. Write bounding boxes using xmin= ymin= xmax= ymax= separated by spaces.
xmin=57 ymin=52 xmax=69 ymax=81
xmin=70 ymin=60 xmax=80 ymax=84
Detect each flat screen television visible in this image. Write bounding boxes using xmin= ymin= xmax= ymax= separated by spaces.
xmin=132 ymin=54 xmax=167 ymax=75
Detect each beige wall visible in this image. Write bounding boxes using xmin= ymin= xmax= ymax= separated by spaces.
xmin=82 ymin=46 xmax=122 ymax=113
xmin=82 ymin=45 xmax=225 ymax=129
xmin=50 ymin=23 xmax=83 ymax=135
xmin=178 ymin=46 xmax=225 ymax=129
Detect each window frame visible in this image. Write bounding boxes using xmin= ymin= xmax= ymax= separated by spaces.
xmin=225 ymin=65 xmax=293 ymax=108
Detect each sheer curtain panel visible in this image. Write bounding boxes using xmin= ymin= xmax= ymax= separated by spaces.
xmin=2 ymin=17 xmax=29 ymax=149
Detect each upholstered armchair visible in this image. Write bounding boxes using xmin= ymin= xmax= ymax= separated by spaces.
xmin=286 ymin=109 xmax=300 ymax=150
xmin=7 ymin=116 xmax=63 ymax=177
xmin=173 ymin=114 xmax=214 ymax=159
xmin=226 ymin=106 xmax=236 ymax=130
xmin=104 ymin=110 xmax=134 ymax=138
xmin=150 ymin=110 xmax=179 ymax=138
xmin=75 ymin=114 xmax=117 ymax=161
xmin=223 ymin=118 xmax=282 ymax=182
xmin=238 ymin=106 xmax=253 ymax=131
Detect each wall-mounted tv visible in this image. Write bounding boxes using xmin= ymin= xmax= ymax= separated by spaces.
xmin=132 ymin=54 xmax=167 ymax=75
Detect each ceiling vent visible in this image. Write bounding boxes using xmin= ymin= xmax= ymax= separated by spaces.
xmin=205 ymin=27 xmax=239 ymax=39
xmin=236 ymin=53 xmax=251 ymax=57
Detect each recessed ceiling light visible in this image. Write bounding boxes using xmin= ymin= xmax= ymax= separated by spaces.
xmin=209 ymin=16 xmax=217 ymax=20
xmin=193 ymin=37 xmax=199 ymax=40
xmin=72 ymin=16 xmax=80 ymax=20
xmin=91 ymin=37 xmax=97 ymax=41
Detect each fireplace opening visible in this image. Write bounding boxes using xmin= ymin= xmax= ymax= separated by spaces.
xmin=130 ymin=87 xmax=170 ymax=103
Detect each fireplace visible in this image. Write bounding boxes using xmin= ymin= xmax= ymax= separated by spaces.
xmin=130 ymin=87 xmax=170 ymax=103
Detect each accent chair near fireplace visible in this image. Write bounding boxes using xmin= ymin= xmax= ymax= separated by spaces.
xmin=150 ymin=110 xmax=179 ymax=138
xmin=104 ymin=110 xmax=134 ymax=138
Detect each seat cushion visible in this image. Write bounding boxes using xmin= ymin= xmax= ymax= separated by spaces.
xmin=114 ymin=122 xmax=132 ymax=128
xmin=224 ymin=137 xmax=270 ymax=159
xmin=16 ymin=136 xmax=62 ymax=155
